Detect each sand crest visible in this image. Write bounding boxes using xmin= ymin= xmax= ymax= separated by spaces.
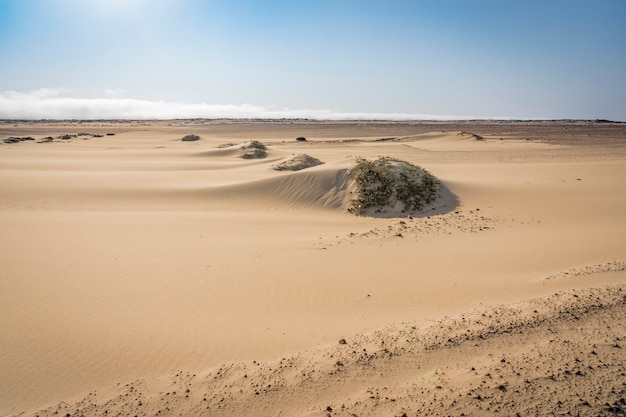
xmin=12 ymin=285 xmax=625 ymax=417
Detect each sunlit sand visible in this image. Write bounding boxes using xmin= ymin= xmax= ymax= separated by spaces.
xmin=1 ymin=120 xmax=625 ymax=416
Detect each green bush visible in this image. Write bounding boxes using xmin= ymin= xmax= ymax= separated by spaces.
xmin=348 ymin=157 xmax=439 ymax=214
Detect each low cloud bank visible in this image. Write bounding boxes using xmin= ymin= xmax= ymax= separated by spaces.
xmin=0 ymin=89 xmax=485 ymax=120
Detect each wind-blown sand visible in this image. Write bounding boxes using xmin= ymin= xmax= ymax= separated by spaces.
xmin=1 ymin=120 xmax=624 ymax=416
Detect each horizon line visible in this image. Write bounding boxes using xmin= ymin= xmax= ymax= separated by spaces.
xmin=1 ymin=117 xmax=624 ymax=123
xmin=1 ymin=90 xmax=623 ymax=122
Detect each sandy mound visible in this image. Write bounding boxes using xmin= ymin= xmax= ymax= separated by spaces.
xmin=273 ymin=154 xmax=324 ymax=171
xmin=202 ymin=166 xmax=350 ymax=211
xmin=240 ymin=140 xmax=267 ymax=159
xmin=347 ymin=157 xmax=441 ymax=216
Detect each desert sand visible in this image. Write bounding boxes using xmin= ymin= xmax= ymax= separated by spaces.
xmin=1 ymin=120 xmax=624 ymax=416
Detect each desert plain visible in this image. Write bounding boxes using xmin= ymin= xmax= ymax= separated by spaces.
xmin=1 ymin=119 xmax=625 ymax=416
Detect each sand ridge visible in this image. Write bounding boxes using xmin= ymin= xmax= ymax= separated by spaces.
xmin=11 ymin=285 xmax=625 ymax=417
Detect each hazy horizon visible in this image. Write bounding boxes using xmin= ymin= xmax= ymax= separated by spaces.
xmin=1 ymin=0 xmax=625 ymax=121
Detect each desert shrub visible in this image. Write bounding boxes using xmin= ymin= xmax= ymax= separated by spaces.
xmin=181 ymin=134 xmax=200 ymax=141
xmin=241 ymin=148 xmax=267 ymax=159
xmin=241 ymin=140 xmax=266 ymax=150
xmin=348 ymin=157 xmax=439 ymax=214
xmin=218 ymin=142 xmax=237 ymax=148
xmin=273 ymin=154 xmax=323 ymax=171
xmin=240 ymin=140 xmax=268 ymax=159
xmin=349 ymin=158 xmax=394 ymax=212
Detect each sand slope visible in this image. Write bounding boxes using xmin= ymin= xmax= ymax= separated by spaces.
xmin=16 ymin=285 xmax=625 ymax=417
xmin=0 ymin=120 xmax=624 ymax=416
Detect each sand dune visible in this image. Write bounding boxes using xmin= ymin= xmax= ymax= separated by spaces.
xmin=201 ymin=165 xmax=351 ymax=211
xmin=0 ymin=120 xmax=624 ymax=416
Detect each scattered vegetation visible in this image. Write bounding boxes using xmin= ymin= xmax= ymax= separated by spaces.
xmin=218 ymin=142 xmax=238 ymax=148
xmin=459 ymin=131 xmax=484 ymax=141
xmin=348 ymin=157 xmax=439 ymax=215
xmin=3 ymin=136 xmax=34 ymax=144
xmin=273 ymin=154 xmax=323 ymax=171
xmin=241 ymin=148 xmax=267 ymax=159
xmin=240 ymin=140 xmax=267 ymax=159
xmin=2 ymin=133 xmax=109 ymax=144
xmin=241 ymin=140 xmax=266 ymax=150
xmin=181 ymin=134 xmax=200 ymax=142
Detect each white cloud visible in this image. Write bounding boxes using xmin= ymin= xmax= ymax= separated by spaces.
xmin=103 ymin=88 xmax=128 ymax=98
xmin=0 ymin=89 xmax=491 ymax=120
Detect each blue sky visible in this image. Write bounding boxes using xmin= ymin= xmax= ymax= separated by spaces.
xmin=0 ymin=0 xmax=625 ymax=120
